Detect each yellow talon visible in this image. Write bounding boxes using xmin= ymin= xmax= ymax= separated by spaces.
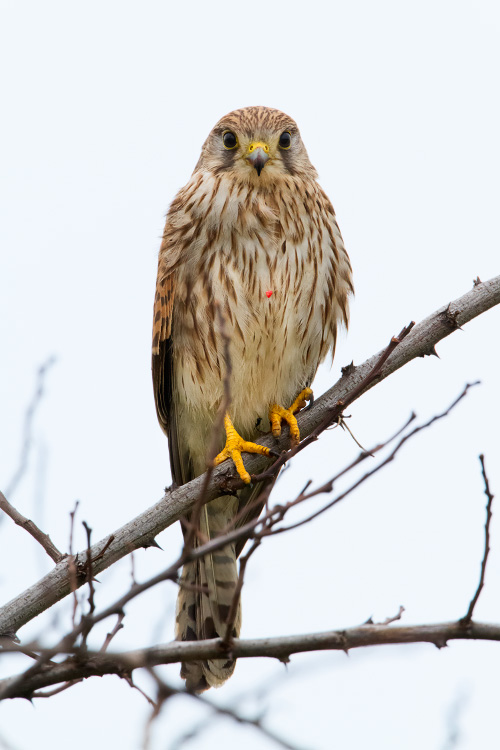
xmin=214 ymin=413 xmax=272 ymax=484
xmin=269 ymin=387 xmax=313 ymax=447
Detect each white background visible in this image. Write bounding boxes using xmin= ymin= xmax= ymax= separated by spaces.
xmin=1 ymin=1 xmax=499 ymax=748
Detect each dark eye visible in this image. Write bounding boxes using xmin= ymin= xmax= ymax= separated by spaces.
xmin=279 ymin=131 xmax=291 ymax=149
xmin=222 ymin=131 xmax=238 ymax=149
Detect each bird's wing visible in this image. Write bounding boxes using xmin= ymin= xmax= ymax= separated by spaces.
xmin=152 ymin=222 xmax=192 ymax=487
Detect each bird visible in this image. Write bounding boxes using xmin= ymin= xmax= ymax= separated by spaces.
xmin=152 ymin=106 xmax=353 ymax=691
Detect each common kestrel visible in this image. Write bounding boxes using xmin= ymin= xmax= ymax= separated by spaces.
xmin=152 ymin=106 xmax=353 ymax=691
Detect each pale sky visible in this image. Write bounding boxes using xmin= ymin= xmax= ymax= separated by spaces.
xmin=1 ymin=1 xmax=500 ymax=749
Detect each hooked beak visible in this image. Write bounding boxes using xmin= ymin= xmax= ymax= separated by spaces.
xmin=247 ymin=141 xmax=270 ymax=176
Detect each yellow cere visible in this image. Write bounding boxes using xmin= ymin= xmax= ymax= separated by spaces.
xmin=248 ymin=141 xmax=270 ymax=154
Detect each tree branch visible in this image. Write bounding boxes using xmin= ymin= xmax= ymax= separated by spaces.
xmin=1 ymin=620 xmax=499 ymax=700
xmin=1 ymin=275 xmax=499 ymax=641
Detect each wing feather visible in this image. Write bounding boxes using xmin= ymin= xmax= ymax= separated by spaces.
xmin=152 ymin=222 xmax=191 ymax=487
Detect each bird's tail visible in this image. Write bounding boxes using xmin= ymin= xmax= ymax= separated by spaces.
xmin=175 ymin=496 xmax=241 ymax=692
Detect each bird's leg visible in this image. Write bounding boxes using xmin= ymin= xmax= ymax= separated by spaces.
xmin=269 ymin=387 xmax=313 ymax=447
xmin=213 ymin=413 xmax=273 ymax=484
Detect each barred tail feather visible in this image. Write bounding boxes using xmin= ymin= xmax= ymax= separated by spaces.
xmin=175 ymin=496 xmax=241 ymax=691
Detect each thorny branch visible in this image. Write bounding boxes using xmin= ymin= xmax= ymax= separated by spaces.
xmin=0 ymin=383 xmax=485 ymax=704
xmin=250 ymin=322 xmax=415 ymax=483
xmin=0 ymin=274 xmax=499 ymax=737
xmin=1 ymin=275 xmax=499 ymax=641
xmin=1 ymin=384 xmax=468 ymax=682
xmin=2 ymin=621 xmax=500 ymax=701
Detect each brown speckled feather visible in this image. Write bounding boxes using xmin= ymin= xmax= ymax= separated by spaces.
xmin=152 ymin=106 xmax=353 ymax=691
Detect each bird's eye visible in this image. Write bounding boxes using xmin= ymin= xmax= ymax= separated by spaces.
xmin=279 ymin=131 xmax=291 ymax=149
xmin=222 ymin=131 xmax=238 ymax=150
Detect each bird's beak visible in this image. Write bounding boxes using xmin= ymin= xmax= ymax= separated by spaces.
xmin=247 ymin=141 xmax=270 ymax=176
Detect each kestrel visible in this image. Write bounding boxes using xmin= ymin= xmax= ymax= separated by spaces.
xmin=152 ymin=106 xmax=353 ymax=691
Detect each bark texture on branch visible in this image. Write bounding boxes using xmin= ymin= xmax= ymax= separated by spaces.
xmin=1 ymin=275 xmax=499 ymax=640
xmin=1 ymin=620 xmax=499 ymax=699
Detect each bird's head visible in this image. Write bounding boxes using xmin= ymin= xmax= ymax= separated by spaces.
xmin=195 ymin=106 xmax=317 ymax=184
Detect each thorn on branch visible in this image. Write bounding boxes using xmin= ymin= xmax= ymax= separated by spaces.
xmin=142 ymin=537 xmax=163 ymax=550
xmin=444 ymin=304 xmax=464 ymax=331
xmin=433 ymin=637 xmax=449 ymax=650
xmin=341 ymin=361 xmax=356 ymax=376
xmin=420 ymin=345 xmax=440 ymax=358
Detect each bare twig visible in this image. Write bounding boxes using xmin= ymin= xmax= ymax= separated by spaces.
xmin=4 ymin=356 xmax=56 ymax=499
xmin=32 ymin=679 xmax=83 ymax=699
xmin=100 ymin=613 xmax=125 ymax=653
xmin=0 ymin=491 xmax=63 ymax=563
xmin=82 ymin=522 xmax=96 ymax=615
xmin=222 ymin=540 xmax=261 ymax=646
xmin=461 ymin=454 xmax=495 ymax=624
xmin=123 ymin=673 xmax=156 ymax=709
xmin=365 ymin=606 xmax=406 ymax=626
xmin=337 ymin=415 xmax=373 ymax=455
xmin=68 ymin=501 xmax=80 ymax=628
xmin=269 ymin=382 xmax=478 ymax=536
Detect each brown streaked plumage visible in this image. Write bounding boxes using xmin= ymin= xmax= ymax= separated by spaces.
xmin=152 ymin=106 xmax=353 ymax=691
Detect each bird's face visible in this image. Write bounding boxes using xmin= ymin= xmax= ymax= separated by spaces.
xmin=196 ymin=106 xmax=317 ymax=184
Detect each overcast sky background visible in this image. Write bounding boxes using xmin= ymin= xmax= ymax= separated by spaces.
xmin=1 ymin=1 xmax=500 ymax=748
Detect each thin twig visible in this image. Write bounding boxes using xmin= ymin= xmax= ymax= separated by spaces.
xmin=32 ymin=679 xmax=83 ymax=699
xmin=0 ymin=491 xmax=64 ymax=563
xmin=100 ymin=613 xmax=125 ymax=653
xmin=461 ymin=454 xmax=495 ymax=624
xmin=222 ymin=540 xmax=261 ymax=646
xmin=80 ymin=521 xmax=96 ymax=649
xmin=68 ymin=501 xmax=80 ymax=628
xmin=4 ymin=356 xmax=56 ymax=499
xmin=365 ymin=606 xmax=406 ymax=626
